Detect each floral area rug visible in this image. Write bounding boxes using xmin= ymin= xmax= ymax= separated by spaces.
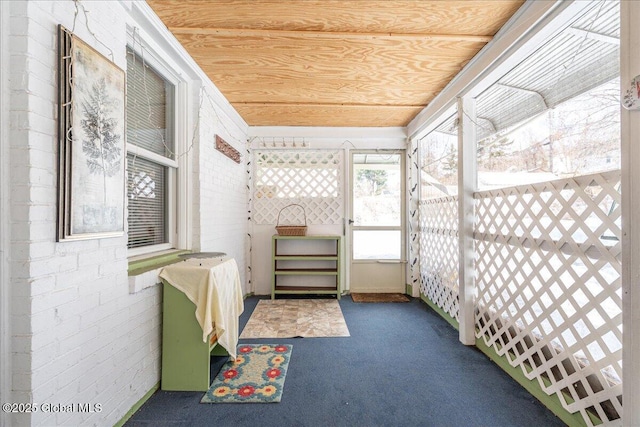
xmin=201 ymin=344 xmax=292 ymax=403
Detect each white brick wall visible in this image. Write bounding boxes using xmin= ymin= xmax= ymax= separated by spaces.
xmin=195 ymin=87 xmax=250 ymax=291
xmin=6 ymin=1 xmax=249 ymax=426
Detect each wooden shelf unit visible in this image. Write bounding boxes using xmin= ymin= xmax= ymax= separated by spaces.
xmin=271 ymin=234 xmax=342 ymax=299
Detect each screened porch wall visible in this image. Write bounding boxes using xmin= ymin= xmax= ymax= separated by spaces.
xmin=418 ymin=196 xmax=459 ymax=321
xmin=416 ymin=1 xmax=623 ymax=423
xmin=417 ymin=111 xmax=460 ymax=321
xmin=247 ymin=132 xmax=407 ymax=296
xmin=418 ymin=168 xmax=622 ymax=426
xmin=474 ymin=171 xmax=622 ymax=425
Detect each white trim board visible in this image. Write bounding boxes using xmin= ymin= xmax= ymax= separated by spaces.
xmin=621 ymin=1 xmax=640 ymax=424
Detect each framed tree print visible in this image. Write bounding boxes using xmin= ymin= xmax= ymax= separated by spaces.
xmin=57 ymin=25 xmax=125 ymax=241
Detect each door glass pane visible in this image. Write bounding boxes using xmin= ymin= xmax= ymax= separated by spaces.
xmin=353 ymin=230 xmax=401 ymax=260
xmin=352 ymin=154 xmax=401 ymax=226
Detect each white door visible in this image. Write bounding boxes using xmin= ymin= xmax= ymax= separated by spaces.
xmin=349 ymin=151 xmax=405 ymax=293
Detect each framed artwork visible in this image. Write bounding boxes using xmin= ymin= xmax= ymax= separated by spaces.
xmin=57 ymin=25 xmax=125 ymax=241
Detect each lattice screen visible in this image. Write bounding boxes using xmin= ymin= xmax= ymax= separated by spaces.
xmin=474 ymin=171 xmax=622 ymax=425
xmin=252 ymin=150 xmax=343 ymax=224
xmin=418 ymin=196 xmax=460 ymax=320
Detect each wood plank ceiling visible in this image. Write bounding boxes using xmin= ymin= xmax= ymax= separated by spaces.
xmin=147 ymin=0 xmax=525 ymax=127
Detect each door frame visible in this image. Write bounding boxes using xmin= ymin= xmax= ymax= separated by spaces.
xmin=348 ymin=149 xmax=406 ymax=292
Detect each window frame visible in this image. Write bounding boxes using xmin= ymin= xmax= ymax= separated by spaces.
xmin=125 ymin=33 xmax=190 ymax=258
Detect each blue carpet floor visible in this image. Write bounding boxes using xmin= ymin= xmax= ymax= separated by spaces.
xmin=125 ymin=296 xmax=566 ymax=427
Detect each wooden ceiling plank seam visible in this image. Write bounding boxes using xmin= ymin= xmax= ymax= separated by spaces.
xmin=148 ymin=0 xmax=525 ymax=37
xmin=174 ymin=33 xmax=487 ymax=54
xmin=233 ymin=102 xmax=426 ymax=109
xmin=236 ymin=114 xmax=420 ymax=127
xmin=219 ymin=89 xmax=444 ymax=105
xmin=168 ymin=27 xmax=494 ymax=43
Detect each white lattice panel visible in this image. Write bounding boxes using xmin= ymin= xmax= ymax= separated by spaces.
xmin=419 ymin=196 xmax=459 ymax=320
xmin=474 ymin=171 xmax=622 ymax=425
xmin=252 ymin=150 xmax=343 ymax=224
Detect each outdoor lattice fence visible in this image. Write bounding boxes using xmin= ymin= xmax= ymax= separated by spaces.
xmin=419 ymin=196 xmax=459 ymax=320
xmin=474 ymin=170 xmax=622 ymax=425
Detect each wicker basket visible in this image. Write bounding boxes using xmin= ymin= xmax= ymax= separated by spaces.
xmin=275 ymin=204 xmax=307 ymax=236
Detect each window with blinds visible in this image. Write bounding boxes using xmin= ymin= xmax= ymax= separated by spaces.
xmin=126 ymin=48 xmax=175 ymax=250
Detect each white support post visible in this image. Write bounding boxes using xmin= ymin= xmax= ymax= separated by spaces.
xmin=457 ymin=96 xmax=477 ymax=346
xmin=621 ymin=1 xmax=640 ymax=424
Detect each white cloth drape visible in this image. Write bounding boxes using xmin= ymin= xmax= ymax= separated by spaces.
xmin=159 ymin=257 xmax=244 ymax=359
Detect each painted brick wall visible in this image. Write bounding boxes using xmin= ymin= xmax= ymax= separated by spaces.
xmin=7 ymin=1 xmax=248 ymax=425
xmin=195 ymin=89 xmax=250 ymax=291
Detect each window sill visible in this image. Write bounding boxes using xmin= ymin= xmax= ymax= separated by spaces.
xmin=128 ymin=249 xmax=191 ymax=294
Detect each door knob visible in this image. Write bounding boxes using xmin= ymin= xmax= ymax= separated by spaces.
xmin=348 ymin=219 xmax=354 ymax=225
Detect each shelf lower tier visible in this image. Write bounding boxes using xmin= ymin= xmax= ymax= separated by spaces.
xmin=274 ymin=268 xmax=338 ymax=276
xmin=273 ymin=285 xmax=339 ymax=296
xmin=275 ymin=255 xmax=338 ymax=261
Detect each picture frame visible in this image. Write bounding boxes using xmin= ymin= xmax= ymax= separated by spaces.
xmin=57 ymin=25 xmax=126 ymax=241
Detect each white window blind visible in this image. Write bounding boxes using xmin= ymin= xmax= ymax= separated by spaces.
xmin=126 ymin=48 xmax=175 ymax=250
